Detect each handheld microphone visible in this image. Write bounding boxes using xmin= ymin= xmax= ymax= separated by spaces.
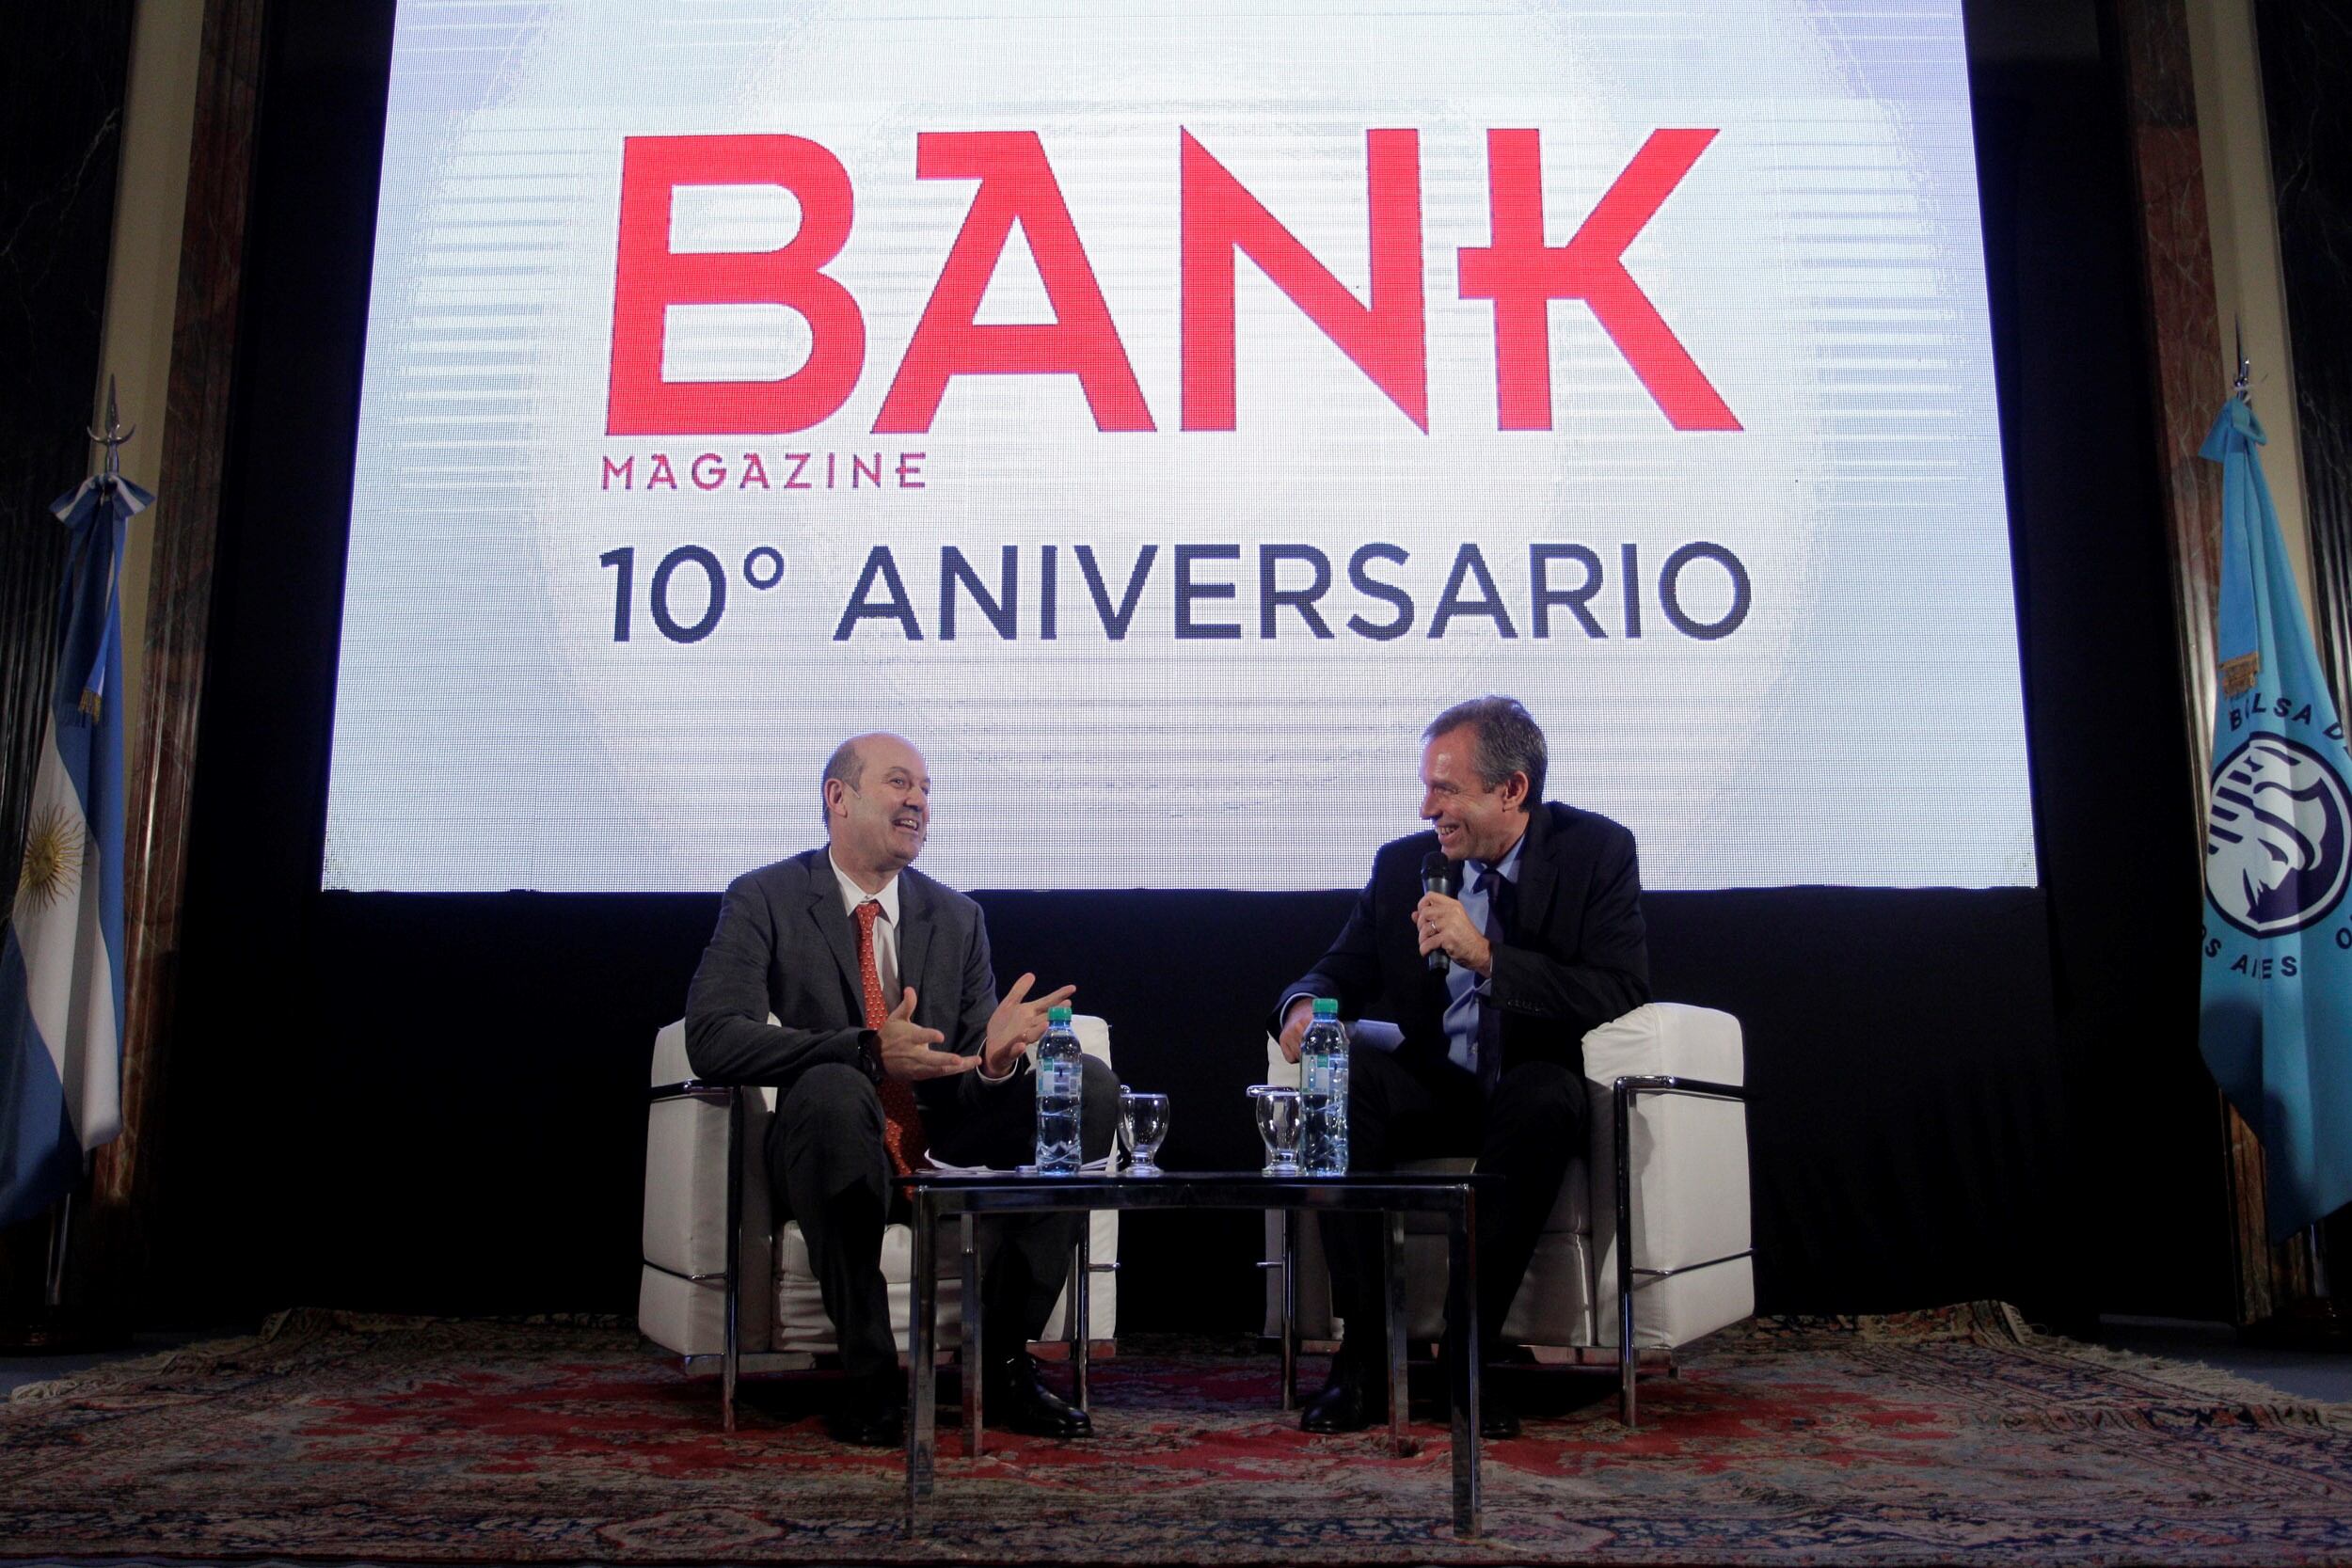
xmin=1420 ymin=851 xmax=1460 ymax=974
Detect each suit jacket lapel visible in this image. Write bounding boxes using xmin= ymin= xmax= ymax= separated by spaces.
xmin=896 ymin=871 xmax=935 ymax=1006
xmin=803 ymin=853 xmax=867 ymax=1022
xmin=1514 ymin=804 xmax=1559 ymax=939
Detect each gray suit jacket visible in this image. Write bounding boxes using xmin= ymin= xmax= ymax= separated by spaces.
xmin=683 ymin=847 xmax=1013 ymax=1122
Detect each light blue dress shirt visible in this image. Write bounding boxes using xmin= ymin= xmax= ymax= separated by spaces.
xmin=1441 ymin=832 xmax=1523 ymax=1078
xmin=1283 ymin=832 xmax=1527 ymax=1069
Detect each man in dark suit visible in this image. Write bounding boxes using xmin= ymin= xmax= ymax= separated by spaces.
xmin=1274 ymin=696 xmax=1649 ymax=1439
xmin=687 ymin=732 xmax=1115 ymax=1447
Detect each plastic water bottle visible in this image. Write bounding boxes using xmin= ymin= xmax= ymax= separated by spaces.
xmin=1300 ymin=997 xmax=1349 ymax=1176
xmin=1034 ymin=1005 xmax=1083 ymax=1174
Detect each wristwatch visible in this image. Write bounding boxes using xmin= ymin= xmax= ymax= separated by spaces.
xmin=855 ymin=1028 xmax=886 ymax=1085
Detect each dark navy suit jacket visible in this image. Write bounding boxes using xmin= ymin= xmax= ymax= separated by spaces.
xmin=1279 ymin=801 xmax=1650 ymax=1080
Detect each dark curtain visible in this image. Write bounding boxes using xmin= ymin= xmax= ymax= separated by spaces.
xmin=0 ymin=2 xmax=135 ymax=1293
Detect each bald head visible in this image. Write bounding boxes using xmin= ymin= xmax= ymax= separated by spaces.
xmin=822 ymin=733 xmax=930 ymax=888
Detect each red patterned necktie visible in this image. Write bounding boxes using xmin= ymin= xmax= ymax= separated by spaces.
xmin=854 ymin=898 xmax=929 ymax=1175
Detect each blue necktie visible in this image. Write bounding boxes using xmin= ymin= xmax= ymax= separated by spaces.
xmin=1475 ymin=866 xmax=1506 ymax=1095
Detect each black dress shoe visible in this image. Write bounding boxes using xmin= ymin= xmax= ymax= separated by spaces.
xmin=1478 ymin=1385 xmax=1522 ymax=1441
xmin=984 ymin=1352 xmax=1093 ymax=1439
xmin=1300 ymin=1356 xmax=1388 ymax=1433
xmin=825 ymin=1370 xmax=905 ymax=1448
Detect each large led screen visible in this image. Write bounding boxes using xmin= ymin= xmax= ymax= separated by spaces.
xmin=322 ymin=0 xmax=2035 ymax=893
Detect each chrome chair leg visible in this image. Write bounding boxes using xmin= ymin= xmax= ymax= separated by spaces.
xmin=1609 ymin=1072 xmax=1754 ymax=1428
xmin=1615 ymin=1078 xmax=1638 ymax=1428
xmin=1072 ymin=1224 xmax=1091 ymax=1412
xmin=1384 ymin=1211 xmax=1408 ymax=1455
xmin=907 ymin=1190 xmax=939 ymax=1531
xmin=1280 ymin=1209 xmax=1298 ymax=1410
xmin=961 ymin=1213 xmax=981 ymax=1458
xmin=723 ymin=1088 xmax=743 ymax=1433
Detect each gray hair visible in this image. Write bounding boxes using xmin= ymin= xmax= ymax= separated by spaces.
xmin=1424 ymin=695 xmax=1547 ymax=804
xmin=819 ymin=736 xmax=866 ymax=824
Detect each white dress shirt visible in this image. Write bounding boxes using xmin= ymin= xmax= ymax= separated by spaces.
xmin=829 ymin=849 xmax=902 ymax=1006
xmin=828 ymin=850 xmax=1020 ymax=1085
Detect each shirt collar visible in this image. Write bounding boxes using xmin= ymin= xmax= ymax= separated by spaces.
xmin=828 ymin=848 xmax=901 ymax=926
xmin=1468 ymin=829 xmax=1527 ymax=887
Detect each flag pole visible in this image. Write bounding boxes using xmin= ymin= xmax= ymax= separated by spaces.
xmin=2213 ymin=340 xmax=2350 ymax=1349
xmin=2260 ymin=305 xmax=2345 ymax=1349
xmin=2195 ymin=353 xmax=2352 ymax=1348
xmin=43 ymin=1191 xmax=72 ymax=1310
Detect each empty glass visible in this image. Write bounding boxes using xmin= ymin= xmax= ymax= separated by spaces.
xmin=1117 ymin=1090 xmax=1169 ymax=1177
xmin=1249 ymin=1085 xmax=1303 ymax=1176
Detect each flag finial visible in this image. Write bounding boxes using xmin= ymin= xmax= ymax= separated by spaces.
xmin=87 ymin=375 xmax=135 ymax=480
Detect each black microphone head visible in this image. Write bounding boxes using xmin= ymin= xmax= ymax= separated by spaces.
xmin=1420 ymin=851 xmax=1455 ymax=974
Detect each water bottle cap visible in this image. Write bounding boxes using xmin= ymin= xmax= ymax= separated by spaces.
xmin=1048 ymin=1006 xmax=1073 ymax=1022
xmin=1312 ymin=997 xmax=1339 ymax=1017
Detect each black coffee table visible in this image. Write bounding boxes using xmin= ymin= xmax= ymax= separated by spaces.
xmin=899 ymin=1169 xmax=1492 ymax=1536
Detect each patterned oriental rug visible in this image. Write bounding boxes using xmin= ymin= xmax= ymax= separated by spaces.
xmin=4 ymin=1304 xmax=2350 ymax=1566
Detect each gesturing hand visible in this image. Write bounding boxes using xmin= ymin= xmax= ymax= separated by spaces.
xmin=876 ymin=988 xmax=974 ymax=1081
xmin=983 ymin=973 xmax=1077 ymax=1077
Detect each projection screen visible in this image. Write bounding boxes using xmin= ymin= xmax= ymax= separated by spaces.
xmin=321 ymin=0 xmax=2035 ymax=893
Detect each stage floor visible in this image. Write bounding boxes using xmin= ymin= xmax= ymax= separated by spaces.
xmin=11 ymin=1310 xmax=2347 ymax=1405
xmin=5 ymin=1304 xmax=2351 ymax=1565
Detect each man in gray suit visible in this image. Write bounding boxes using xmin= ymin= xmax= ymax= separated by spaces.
xmin=686 ymin=732 xmax=1116 ymax=1447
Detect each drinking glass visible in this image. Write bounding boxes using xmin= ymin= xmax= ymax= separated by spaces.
xmin=1117 ymin=1090 xmax=1170 ymax=1177
xmin=1249 ymin=1085 xmax=1303 ymax=1176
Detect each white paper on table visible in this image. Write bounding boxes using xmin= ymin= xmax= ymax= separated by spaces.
xmin=922 ymin=1154 xmax=1114 ymax=1176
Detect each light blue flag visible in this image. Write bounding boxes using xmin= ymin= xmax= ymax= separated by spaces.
xmin=0 ymin=471 xmax=148 ymax=1227
xmin=2199 ymin=394 xmax=2352 ymax=1238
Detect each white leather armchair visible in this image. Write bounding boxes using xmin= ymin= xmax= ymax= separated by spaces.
xmin=642 ymin=1013 xmax=1120 ymax=1427
xmin=1262 ymin=1002 xmax=1751 ymax=1424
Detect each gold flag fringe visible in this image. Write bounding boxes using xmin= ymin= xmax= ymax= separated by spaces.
xmin=2220 ymin=651 xmax=2261 ymax=698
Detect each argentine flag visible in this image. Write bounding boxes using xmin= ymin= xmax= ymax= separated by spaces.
xmin=2198 ymin=394 xmax=2352 ymax=1238
xmin=0 ymin=471 xmax=147 ymax=1227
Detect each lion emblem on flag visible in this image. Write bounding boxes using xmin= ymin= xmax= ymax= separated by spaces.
xmin=2205 ymin=732 xmax=2352 ymax=937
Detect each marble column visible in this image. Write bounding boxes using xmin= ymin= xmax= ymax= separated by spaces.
xmin=2256 ymin=0 xmax=2352 ymax=1272
xmin=2111 ymin=0 xmax=2301 ymax=1323
xmin=2259 ymin=3 xmax=2352 ymax=725
xmin=84 ymin=0 xmax=267 ymax=1290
